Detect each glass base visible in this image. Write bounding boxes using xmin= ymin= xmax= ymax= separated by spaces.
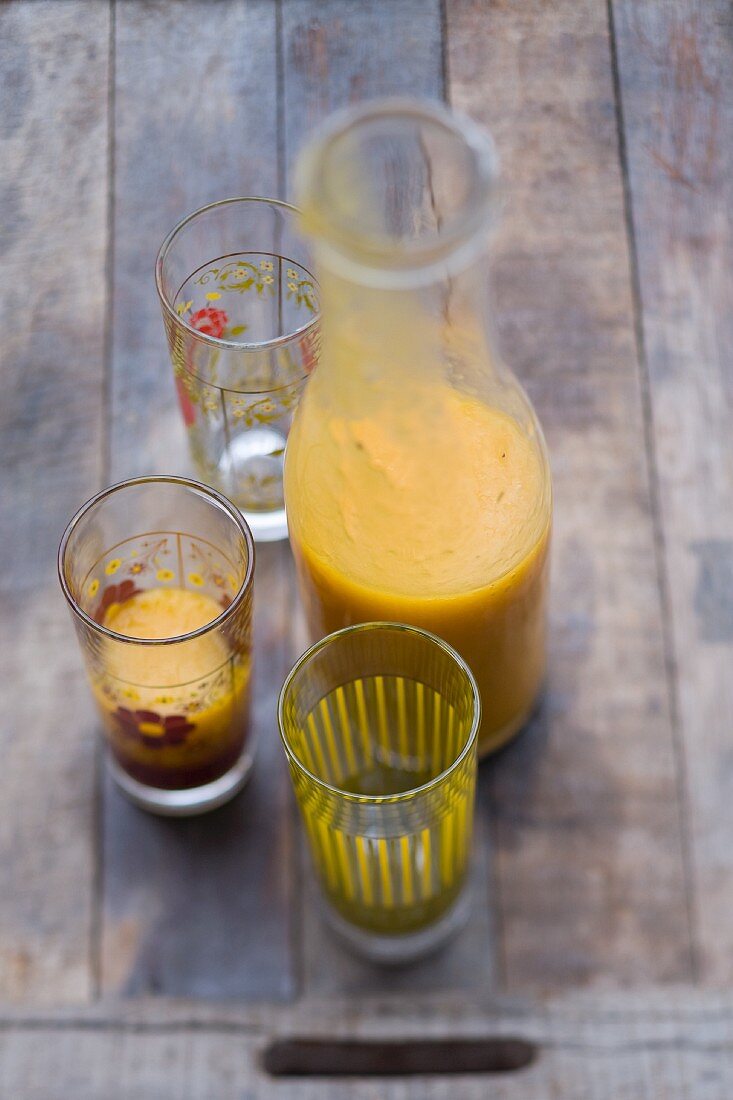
xmin=321 ymin=885 xmax=472 ymax=964
xmin=216 ymin=427 xmax=289 ymax=542
xmin=241 ymin=505 xmax=288 ymax=543
xmin=107 ymin=744 xmax=255 ymax=816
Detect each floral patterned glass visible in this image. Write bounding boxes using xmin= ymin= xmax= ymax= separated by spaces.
xmin=279 ymin=622 xmax=480 ymax=962
xmin=58 ymin=476 xmax=255 ymax=816
xmin=156 ymin=197 xmax=320 ymax=542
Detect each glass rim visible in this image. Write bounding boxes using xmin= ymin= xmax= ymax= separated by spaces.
xmin=155 ymin=195 xmax=320 ymax=353
xmin=58 ymin=475 xmax=255 ymax=647
xmin=294 ymin=97 xmax=499 ymax=274
xmin=277 ymin=621 xmax=481 ymax=805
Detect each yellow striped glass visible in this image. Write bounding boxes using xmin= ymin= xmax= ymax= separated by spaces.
xmin=278 ymin=622 xmax=480 ymax=962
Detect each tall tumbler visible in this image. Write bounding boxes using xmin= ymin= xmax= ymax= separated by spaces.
xmin=279 ymin=622 xmax=480 ymax=962
xmin=58 ymin=476 xmax=255 ymax=815
xmin=156 ymin=198 xmax=320 ymax=542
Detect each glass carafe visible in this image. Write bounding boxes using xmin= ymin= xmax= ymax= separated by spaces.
xmin=285 ymin=99 xmax=551 ymax=755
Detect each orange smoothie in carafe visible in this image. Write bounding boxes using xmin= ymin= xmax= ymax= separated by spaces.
xmin=286 ymin=376 xmax=550 ymax=755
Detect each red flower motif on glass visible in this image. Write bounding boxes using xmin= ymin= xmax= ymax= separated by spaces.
xmin=189 ymin=307 xmax=228 ymax=339
xmin=175 ymin=376 xmax=197 ymax=427
xmin=114 ymin=708 xmax=195 ymax=748
xmin=95 ymin=579 xmax=142 ymax=624
xmin=299 ymin=329 xmax=319 ymax=375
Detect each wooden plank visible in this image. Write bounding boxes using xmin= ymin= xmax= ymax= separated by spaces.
xmin=609 ymin=0 xmax=733 ymax=981
xmin=0 ymin=0 xmax=110 ymax=1002
xmin=1 ymin=989 xmax=732 ymax=1097
xmin=101 ymin=542 xmax=297 ymax=999
xmin=445 ymin=0 xmax=693 ymax=987
xmin=108 ymin=0 xmax=279 ymax=481
xmin=101 ymin=1 xmax=296 ymax=1000
xmin=282 ymin=0 xmax=445 ymax=171
xmin=281 ymin=0 xmax=497 ymax=994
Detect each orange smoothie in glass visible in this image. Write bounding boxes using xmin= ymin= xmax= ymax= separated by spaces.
xmin=95 ymin=587 xmax=250 ymax=789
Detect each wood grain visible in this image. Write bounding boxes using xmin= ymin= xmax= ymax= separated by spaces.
xmin=280 ymin=0 xmax=498 ymax=994
xmin=101 ymin=542 xmax=297 ymax=1000
xmin=101 ymin=1 xmax=296 ymax=1000
xmin=282 ymin=0 xmax=445 ymax=173
xmin=446 ymin=0 xmax=693 ymax=988
xmin=0 ymin=1 xmax=110 ymax=1002
xmin=108 ymin=0 xmax=279 ymax=482
xmin=0 ymin=989 xmax=732 ymax=1097
xmin=610 ymin=0 xmax=733 ymax=982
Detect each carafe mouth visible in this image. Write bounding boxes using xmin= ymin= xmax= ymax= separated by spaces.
xmin=294 ymin=97 xmax=499 ymax=282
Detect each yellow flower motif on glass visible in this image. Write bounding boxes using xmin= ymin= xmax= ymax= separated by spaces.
xmin=287 ymin=281 xmax=297 ymax=292
xmin=262 ymin=275 xmax=274 ymax=285
xmin=287 ymin=268 xmax=298 ymax=279
xmin=157 ymin=568 xmax=175 ymax=582
xmin=260 ymin=259 xmax=274 ymax=272
xmin=139 ymin=719 xmax=165 ymax=738
xmin=188 ymin=572 xmax=204 ymax=587
xmin=105 ymin=558 xmax=122 ymax=575
xmin=122 ymin=688 xmax=140 ymax=702
xmin=130 ymin=562 xmax=144 ymax=574
xmin=233 ymin=409 xmax=245 ymax=418
xmin=155 ymin=694 xmax=175 ymax=706
xmin=176 ymin=299 xmax=193 ymax=315
xmin=88 ymin=578 xmax=100 ymax=598
xmin=205 ymin=291 xmax=221 ymax=301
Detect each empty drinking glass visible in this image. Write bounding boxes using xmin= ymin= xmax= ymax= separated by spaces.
xmin=156 ymin=198 xmax=319 ymax=542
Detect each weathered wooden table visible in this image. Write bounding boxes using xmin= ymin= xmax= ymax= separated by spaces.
xmin=2 ymin=1 xmax=732 ymax=1095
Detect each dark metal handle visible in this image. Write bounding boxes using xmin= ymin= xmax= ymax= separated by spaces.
xmin=263 ymin=1036 xmax=537 ymax=1077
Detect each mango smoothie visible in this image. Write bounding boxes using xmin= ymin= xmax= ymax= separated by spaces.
xmin=286 ymin=378 xmax=550 ymax=755
xmin=94 ymin=587 xmax=250 ymax=789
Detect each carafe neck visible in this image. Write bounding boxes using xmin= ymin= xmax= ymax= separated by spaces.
xmin=311 ymin=248 xmax=507 ymax=418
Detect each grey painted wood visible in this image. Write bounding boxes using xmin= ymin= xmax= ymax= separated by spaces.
xmin=1 ymin=989 xmax=732 ymax=1097
xmin=610 ymin=0 xmax=733 ymax=983
xmin=101 ymin=542 xmax=297 ymax=1000
xmin=0 ymin=0 xmax=110 ymax=1002
xmin=279 ymin=0 xmax=501 ymax=996
xmin=2 ymin=0 xmax=729 ymax=1026
xmin=446 ymin=0 xmax=693 ymax=987
xmin=108 ymin=0 xmax=280 ymax=482
xmin=101 ymin=1 xmax=296 ymax=1000
xmin=282 ymin=0 xmax=445 ymax=174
